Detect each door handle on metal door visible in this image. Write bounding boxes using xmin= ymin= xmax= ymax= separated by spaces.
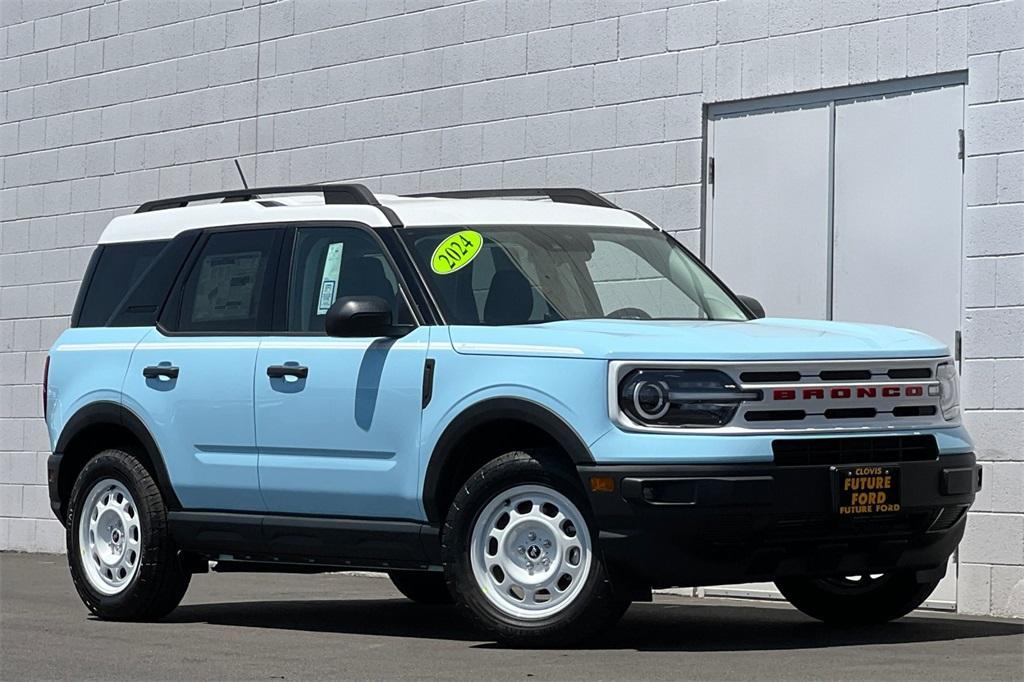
xmin=143 ymin=365 xmax=179 ymax=379
xmin=267 ymin=364 xmax=308 ymax=379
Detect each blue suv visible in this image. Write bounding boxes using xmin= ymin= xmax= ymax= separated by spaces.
xmin=46 ymin=184 xmax=980 ymax=646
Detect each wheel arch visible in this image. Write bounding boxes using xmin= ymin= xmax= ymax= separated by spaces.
xmin=53 ymin=401 xmax=180 ymax=523
xmin=422 ymin=397 xmax=593 ymax=524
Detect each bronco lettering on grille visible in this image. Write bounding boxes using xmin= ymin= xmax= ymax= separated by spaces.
xmin=773 ymin=385 xmax=925 ymax=400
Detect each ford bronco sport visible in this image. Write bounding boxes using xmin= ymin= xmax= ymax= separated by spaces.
xmin=46 ymin=184 xmax=980 ymax=646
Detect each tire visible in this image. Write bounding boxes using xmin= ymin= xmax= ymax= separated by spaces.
xmin=66 ymin=448 xmax=191 ymax=621
xmin=388 ymin=570 xmax=454 ymax=604
xmin=442 ymin=450 xmax=630 ymax=647
xmin=775 ymin=571 xmax=940 ymax=625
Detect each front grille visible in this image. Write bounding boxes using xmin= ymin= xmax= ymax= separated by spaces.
xmin=745 ymin=409 xmax=806 ymax=422
xmin=610 ymin=358 xmax=951 ymax=434
xmin=819 ymin=369 xmax=872 ymax=381
xmin=823 ymin=407 xmax=876 ymax=419
xmin=731 ymin=359 xmax=946 ymax=431
xmin=740 ymin=371 xmax=802 ymax=383
xmin=888 ymin=367 xmax=932 ymax=379
xmin=772 ymin=435 xmax=939 ymax=466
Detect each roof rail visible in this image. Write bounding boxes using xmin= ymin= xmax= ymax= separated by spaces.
xmin=408 ymin=187 xmax=620 ymax=209
xmin=134 ymin=183 xmax=403 ymax=227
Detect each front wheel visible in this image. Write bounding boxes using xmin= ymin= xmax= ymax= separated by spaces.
xmin=442 ymin=451 xmax=630 ymax=647
xmin=67 ymin=448 xmax=191 ymax=620
xmin=775 ymin=571 xmax=940 ymax=625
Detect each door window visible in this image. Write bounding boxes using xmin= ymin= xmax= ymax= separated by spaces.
xmin=287 ymin=227 xmax=411 ymax=333
xmin=177 ymin=229 xmax=280 ymax=333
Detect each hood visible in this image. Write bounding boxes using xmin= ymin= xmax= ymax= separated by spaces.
xmin=447 ymin=318 xmax=949 ymax=361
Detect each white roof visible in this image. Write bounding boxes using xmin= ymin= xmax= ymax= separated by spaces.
xmin=98 ymin=192 xmax=650 ymax=244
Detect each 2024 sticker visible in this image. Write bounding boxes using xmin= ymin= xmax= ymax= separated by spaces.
xmin=431 ymin=230 xmax=483 ymax=275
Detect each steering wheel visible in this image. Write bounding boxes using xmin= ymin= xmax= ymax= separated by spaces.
xmin=606 ymin=307 xmax=652 ymax=320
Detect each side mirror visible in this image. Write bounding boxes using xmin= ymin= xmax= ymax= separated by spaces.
xmin=738 ymin=295 xmax=766 ymax=319
xmin=325 ymin=296 xmax=404 ymax=338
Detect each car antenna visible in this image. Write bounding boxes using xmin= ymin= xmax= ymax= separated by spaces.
xmin=233 ymin=158 xmax=249 ymax=189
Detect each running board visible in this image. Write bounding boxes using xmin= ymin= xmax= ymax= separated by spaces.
xmin=168 ymin=511 xmax=442 ymax=572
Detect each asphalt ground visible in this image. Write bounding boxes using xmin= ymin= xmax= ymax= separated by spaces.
xmin=1 ymin=552 xmax=1021 ymax=681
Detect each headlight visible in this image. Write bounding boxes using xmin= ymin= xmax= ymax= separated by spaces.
xmin=618 ymin=369 xmax=759 ymax=428
xmin=936 ymin=361 xmax=960 ymax=421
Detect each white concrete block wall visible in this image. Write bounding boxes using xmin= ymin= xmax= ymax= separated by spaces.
xmin=0 ymin=0 xmax=1021 ymax=617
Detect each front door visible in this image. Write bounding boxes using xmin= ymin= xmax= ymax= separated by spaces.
xmin=255 ymin=226 xmax=428 ymax=519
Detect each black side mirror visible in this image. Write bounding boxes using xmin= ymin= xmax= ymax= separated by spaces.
xmin=738 ymin=295 xmax=766 ymax=319
xmin=325 ymin=296 xmax=406 ymax=338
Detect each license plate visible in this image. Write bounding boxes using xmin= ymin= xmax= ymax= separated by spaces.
xmin=833 ymin=465 xmax=902 ymax=515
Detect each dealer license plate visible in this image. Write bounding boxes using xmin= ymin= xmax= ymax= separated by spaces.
xmin=833 ymin=465 xmax=902 ymax=516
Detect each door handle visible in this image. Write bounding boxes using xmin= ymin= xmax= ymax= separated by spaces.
xmin=143 ymin=365 xmax=179 ymax=379
xmin=267 ymin=364 xmax=308 ymax=379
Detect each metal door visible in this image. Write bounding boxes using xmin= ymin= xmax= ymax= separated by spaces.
xmin=706 ymin=103 xmax=832 ymax=319
xmin=832 ymin=85 xmax=965 ymax=352
xmin=705 ymin=79 xmax=965 ymax=609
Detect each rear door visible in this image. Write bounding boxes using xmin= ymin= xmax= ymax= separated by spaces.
xmin=254 ymin=226 xmax=428 ymax=519
xmin=123 ymin=227 xmax=283 ymax=512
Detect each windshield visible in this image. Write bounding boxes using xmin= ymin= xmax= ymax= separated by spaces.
xmin=401 ymin=225 xmax=749 ymax=325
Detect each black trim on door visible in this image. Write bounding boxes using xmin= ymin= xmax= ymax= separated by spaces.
xmin=69 ymin=246 xmax=103 ymax=328
xmin=277 ymin=222 xmax=426 ymax=333
xmin=157 ymin=225 xmax=285 ymax=336
xmin=168 ymin=511 xmax=441 ymax=570
xmin=378 ymin=227 xmax=443 ymax=325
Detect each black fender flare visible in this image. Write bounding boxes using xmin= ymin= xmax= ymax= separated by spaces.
xmin=53 ymin=401 xmax=180 ymax=513
xmin=421 ymin=397 xmax=594 ymax=523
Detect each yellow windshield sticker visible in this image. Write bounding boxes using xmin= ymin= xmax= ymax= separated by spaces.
xmin=431 ymin=230 xmax=483 ymax=275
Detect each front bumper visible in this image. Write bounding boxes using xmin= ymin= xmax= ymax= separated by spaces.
xmin=577 ymin=452 xmax=980 ymax=589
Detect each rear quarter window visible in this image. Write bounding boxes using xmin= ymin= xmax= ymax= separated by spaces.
xmin=74 ymin=241 xmax=169 ymax=327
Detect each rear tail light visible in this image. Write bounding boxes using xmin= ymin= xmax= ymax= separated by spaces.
xmin=42 ymin=355 xmax=50 ymax=420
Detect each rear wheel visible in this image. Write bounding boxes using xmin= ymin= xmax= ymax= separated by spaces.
xmin=388 ymin=570 xmax=454 ymax=604
xmin=442 ymin=451 xmax=629 ymax=647
xmin=67 ymin=448 xmax=191 ymax=620
xmin=775 ymin=570 xmax=939 ymax=625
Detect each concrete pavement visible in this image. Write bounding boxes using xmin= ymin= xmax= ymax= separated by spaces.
xmin=1 ymin=552 xmax=1021 ymax=681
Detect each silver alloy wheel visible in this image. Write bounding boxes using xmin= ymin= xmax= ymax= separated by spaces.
xmin=470 ymin=484 xmax=592 ymax=620
xmin=78 ymin=478 xmax=142 ymax=596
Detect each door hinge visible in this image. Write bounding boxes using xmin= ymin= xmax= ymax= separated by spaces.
xmin=957 ymin=129 xmax=965 ymax=162
xmin=708 ymin=156 xmax=715 ymax=185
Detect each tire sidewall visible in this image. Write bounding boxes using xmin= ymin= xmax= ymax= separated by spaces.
xmin=444 ymin=453 xmax=615 ymax=635
xmin=776 ymin=571 xmax=939 ymax=624
xmin=67 ymin=450 xmax=158 ymax=615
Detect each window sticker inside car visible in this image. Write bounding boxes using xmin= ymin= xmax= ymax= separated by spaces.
xmin=431 ymin=230 xmax=483 ymax=274
xmin=316 ymin=242 xmax=344 ymax=314
xmin=192 ymin=251 xmax=263 ymax=322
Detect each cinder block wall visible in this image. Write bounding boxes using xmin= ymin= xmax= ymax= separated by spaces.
xmin=0 ymin=0 xmax=1021 ymax=618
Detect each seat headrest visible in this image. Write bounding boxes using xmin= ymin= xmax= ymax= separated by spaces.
xmin=484 ymin=269 xmax=533 ymax=325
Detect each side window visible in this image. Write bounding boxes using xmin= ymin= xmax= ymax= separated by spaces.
xmin=76 ymin=240 xmax=168 ymax=327
xmin=177 ymin=229 xmax=279 ymax=333
xmin=287 ymin=227 xmax=412 ymax=333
